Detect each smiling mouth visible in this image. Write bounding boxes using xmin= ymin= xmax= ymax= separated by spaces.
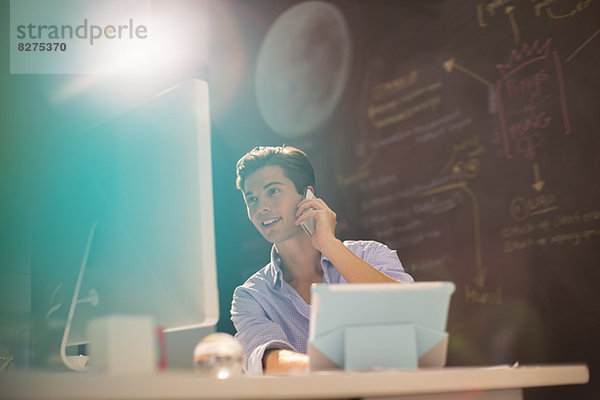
xmin=261 ymin=217 xmax=282 ymax=227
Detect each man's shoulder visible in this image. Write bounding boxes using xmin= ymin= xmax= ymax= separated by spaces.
xmin=234 ymin=263 xmax=275 ymax=295
xmin=342 ymin=239 xmax=389 ymax=255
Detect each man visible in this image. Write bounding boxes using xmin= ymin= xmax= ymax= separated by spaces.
xmin=231 ymin=145 xmax=413 ymax=374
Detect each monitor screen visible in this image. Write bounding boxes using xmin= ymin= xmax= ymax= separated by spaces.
xmin=30 ymin=80 xmax=218 ymax=368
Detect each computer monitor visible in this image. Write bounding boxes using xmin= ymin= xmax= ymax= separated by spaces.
xmin=30 ymin=80 xmax=218 ymax=370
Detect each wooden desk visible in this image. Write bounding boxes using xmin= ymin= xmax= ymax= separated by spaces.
xmin=0 ymin=364 xmax=589 ymax=400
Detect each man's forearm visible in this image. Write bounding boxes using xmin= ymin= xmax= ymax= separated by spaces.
xmin=263 ymin=349 xmax=309 ymax=374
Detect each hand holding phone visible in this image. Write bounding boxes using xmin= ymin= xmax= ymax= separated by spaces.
xmin=300 ymin=188 xmax=316 ymax=236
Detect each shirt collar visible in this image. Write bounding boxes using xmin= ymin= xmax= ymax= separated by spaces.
xmin=269 ymin=245 xmax=284 ymax=288
xmin=268 ymin=245 xmax=332 ymax=288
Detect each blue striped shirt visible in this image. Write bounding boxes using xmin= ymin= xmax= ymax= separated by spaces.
xmin=230 ymin=240 xmax=414 ymax=374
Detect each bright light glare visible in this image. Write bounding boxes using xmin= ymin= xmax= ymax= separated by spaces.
xmin=217 ymin=369 xmax=230 ymax=380
xmin=51 ymin=2 xmax=209 ymax=103
xmin=99 ymin=2 xmax=209 ymax=75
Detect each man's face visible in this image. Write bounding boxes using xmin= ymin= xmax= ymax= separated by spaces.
xmin=243 ymin=165 xmax=304 ymax=244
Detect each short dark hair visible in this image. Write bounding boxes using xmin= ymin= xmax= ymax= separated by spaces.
xmin=235 ymin=145 xmax=315 ymax=194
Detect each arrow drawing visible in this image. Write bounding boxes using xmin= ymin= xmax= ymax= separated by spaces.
xmin=420 ymin=181 xmax=487 ymax=288
xmin=443 ymin=59 xmax=493 ymax=87
xmin=532 ymin=162 xmax=545 ymax=192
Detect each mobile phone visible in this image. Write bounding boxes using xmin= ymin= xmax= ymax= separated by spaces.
xmin=300 ymin=187 xmax=316 ymax=236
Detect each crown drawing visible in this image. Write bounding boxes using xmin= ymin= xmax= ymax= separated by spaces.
xmin=496 ymin=39 xmax=552 ymax=77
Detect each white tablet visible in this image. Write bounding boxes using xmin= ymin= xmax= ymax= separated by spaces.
xmin=308 ymin=281 xmax=455 ymax=371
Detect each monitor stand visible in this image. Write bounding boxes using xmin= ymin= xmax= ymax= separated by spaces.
xmin=59 ymin=221 xmax=98 ymax=372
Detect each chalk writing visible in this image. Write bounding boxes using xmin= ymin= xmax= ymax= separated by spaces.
xmin=399 ymin=81 xmax=442 ymax=104
xmin=413 ymin=193 xmax=463 ymax=214
xmin=501 ymin=208 xmax=600 ymax=253
xmin=406 ymin=254 xmax=453 ymax=273
xmin=451 ymin=159 xmax=478 ymax=179
xmin=465 ymin=285 xmax=503 ymax=305
xmin=374 ymin=219 xmax=425 ymax=238
xmin=360 ymin=173 xmax=465 ymax=212
xmin=361 ymin=195 xmax=463 ymax=228
xmin=371 ymin=96 xmax=441 ymax=129
xmin=508 ymin=110 xmax=550 ymax=159
xmin=496 ymin=39 xmax=571 ymax=160
xmin=359 ymin=174 xmax=398 ymax=191
xmin=509 ymin=193 xmax=557 ymax=221
xmin=389 ymin=228 xmax=443 ymax=249
xmin=440 ymin=134 xmax=484 ymax=176
xmin=553 ymin=212 xmax=581 ymax=227
xmin=476 ymin=3 xmax=488 ymax=27
xmin=504 ymin=238 xmax=535 ymax=253
xmin=361 ymin=193 xmax=463 ymax=228
xmin=370 ymin=109 xmax=463 ymax=148
xmin=583 ymin=210 xmax=600 ymax=222
xmin=545 ymin=0 xmax=593 ymax=19
xmin=417 ymin=117 xmax=473 ymax=144
xmin=370 ymin=128 xmax=413 ymax=148
xmin=372 ymin=70 xmax=418 ymax=101
xmin=412 ymin=109 xmax=461 ymax=134
xmin=336 ymin=154 xmax=375 ymax=188
xmin=476 ymin=0 xmax=516 ymax=28
xmin=504 ymin=229 xmax=600 ymax=252
xmin=550 ymin=229 xmax=600 ymax=245
xmin=483 ymin=0 xmax=515 ymax=16
xmin=368 ymin=100 xmax=397 ymax=120
xmin=367 ymin=71 xmax=445 ymax=131
xmin=505 ymin=6 xmax=520 ymax=44
xmin=533 ymin=0 xmax=554 ymax=16
xmin=502 ymin=223 xmax=536 ymax=238
xmin=505 ymin=69 xmax=549 ymax=98
xmin=502 ymin=219 xmax=552 ymax=238
xmin=503 ymin=210 xmax=600 ymax=235
xmin=416 ymin=128 xmax=445 ymax=143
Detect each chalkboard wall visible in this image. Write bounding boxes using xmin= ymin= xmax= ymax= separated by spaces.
xmin=209 ymin=1 xmax=599 ymax=398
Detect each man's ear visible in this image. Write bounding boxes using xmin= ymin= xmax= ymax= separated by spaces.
xmin=305 ymin=185 xmax=315 ymax=197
